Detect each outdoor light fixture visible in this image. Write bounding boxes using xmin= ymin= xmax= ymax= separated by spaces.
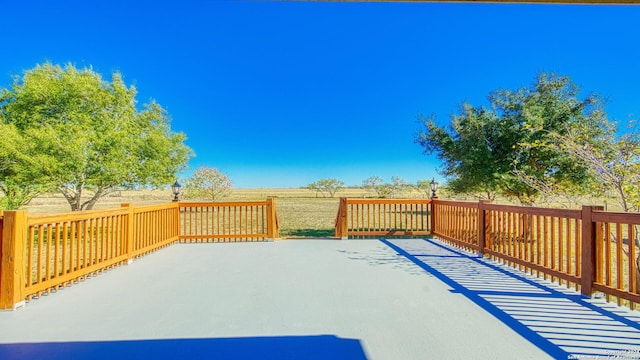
xmin=172 ymin=181 xmax=182 ymax=202
xmin=430 ymin=178 xmax=439 ymax=199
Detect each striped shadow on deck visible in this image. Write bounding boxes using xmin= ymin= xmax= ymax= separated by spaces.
xmin=382 ymin=238 xmax=640 ymax=360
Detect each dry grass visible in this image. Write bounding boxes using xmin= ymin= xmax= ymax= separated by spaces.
xmin=22 ymin=187 xmax=614 ymax=238
xmin=276 ymin=197 xmax=340 ymax=238
xmin=21 ymin=188 xmax=374 ymax=238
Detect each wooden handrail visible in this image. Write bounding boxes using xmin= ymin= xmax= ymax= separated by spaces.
xmin=431 ymin=200 xmax=640 ymax=309
xmin=178 ymin=200 xmax=278 ymax=242
xmin=4 ymin=196 xmax=640 ymax=310
xmin=0 ymin=199 xmax=279 ymax=309
xmin=335 ymin=198 xmax=433 ymax=239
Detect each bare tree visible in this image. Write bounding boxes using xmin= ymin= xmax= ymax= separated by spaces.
xmin=362 ymin=176 xmax=384 ymax=197
xmin=307 ymin=178 xmax=345 ymax=198
xmin=184 ymin=166 xmax=232 ymax=201
xmin=553 ymin=127 xmax=640 ymax=291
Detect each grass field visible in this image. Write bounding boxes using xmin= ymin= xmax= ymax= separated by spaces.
xmin=21 ymin=188 xmax=374 ymax=238
xmin=18 ymin=187 xmax=615 ymax=238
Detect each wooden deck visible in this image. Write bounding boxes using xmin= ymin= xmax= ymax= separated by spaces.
xmin=1 ymin=238 xmax=639 ymax=359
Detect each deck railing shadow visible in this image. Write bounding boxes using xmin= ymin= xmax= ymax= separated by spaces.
xmin=382 ymin=238 xmax=640 ymax=359
xmin=0 ymin=334 xmax=368 ymax=360
xmin=336 ymin=243 xmax=432 ymax=277
xmin=337 ymin=198 xmax=640 ymax=311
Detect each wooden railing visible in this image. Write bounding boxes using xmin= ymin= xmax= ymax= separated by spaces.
xmin=485 ymin=204 xmax=584 ymax=288
xmin=4 ymin=204 xmax=180 ymax=305
xmin=334 ymin=198 xmax=433 ymax=239
xmin=3 ymin=196 xmax=638 ymax=310
xmin=590 ymin=210 xmax=640 ymax=308
xmin=130 ymin=203 xmax=181 ymax=257
xmin=23 ymin=207 xmax=132 ymax=302
xmin=431 ymin=200 xmax=481 ymax=252
xmin=179 ymin=198 xmax=278 ymax=242
xmin=431 ymin=200 xmax=640 ymax=310
xmin=0 ymin=199 xmax=278 ymax=309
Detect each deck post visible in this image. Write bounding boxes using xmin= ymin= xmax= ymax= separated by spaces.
xmin=430 ymin=199 xmax=437 ymax=235
xmin=174 ymin=202 xmax=181 ymax=243
xmin=338 ymin=197 xmax=348 ymax=240
xmin=266 ymin=198 xmax=278 ymax=240
xmin=580 ymin=205 xmax=604 ymax=297
xmin=121 ymin=204 xmax=135 ymax=264
xmin=0 ymin=211 xmax=27 ymax=310
xmin=477 ymin=200 xmax=491 ymax=255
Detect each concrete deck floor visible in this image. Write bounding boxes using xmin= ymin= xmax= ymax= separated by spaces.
xmin=1 ymin=238 xmax=640 ymax=359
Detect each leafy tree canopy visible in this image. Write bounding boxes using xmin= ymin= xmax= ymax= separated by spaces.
xmin=0 ymin=122 xmax=49 ymax=209
xmin=0 ymin=62 xmax=193 ymax=210
xmin=416 ymin=73 xmax=606 ymax=205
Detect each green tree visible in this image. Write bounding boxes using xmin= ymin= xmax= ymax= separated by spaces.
xmin=184 ymin=166 xmax=233 ymax=201
xmin=307 ymin=181 xmax=322 ymax=197
xmin=416 ymin=179 xmax=432 ymax=198
xmin=0 ymin=122 xmax=51 ymax=209
xmin=362 ymin=176 xmax=410 ymax=198
xmin=0 ymin=63 xmax=192 ymax=211
xmin=362 ymin=176 xmax=384 ymax=197
xmin=416 ymin=73 xmax=602 ymax=205
xmin=307 ymin=178 xmax=345 ymax=198
xmin=390 ymin=176 xmax=411 ymax=198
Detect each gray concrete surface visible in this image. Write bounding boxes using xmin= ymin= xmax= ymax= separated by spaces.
xmin=386 ymin=238 xmax=640 ymax=360
xmin=0 ymin=238 xmax=638 ymax=359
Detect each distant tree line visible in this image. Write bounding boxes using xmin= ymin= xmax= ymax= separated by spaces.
xmin=305 ymin=176 xmax=437 ymax=199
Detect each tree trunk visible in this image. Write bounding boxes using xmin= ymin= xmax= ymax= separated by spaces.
xmin=81 ymin=186 xmax=107 ymax=210
xmin=59 ymin=183 xmax=83 ymax=211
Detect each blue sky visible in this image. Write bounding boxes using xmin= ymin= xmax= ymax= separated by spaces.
xmin=2 ymin=1 xmax=639 ymax=188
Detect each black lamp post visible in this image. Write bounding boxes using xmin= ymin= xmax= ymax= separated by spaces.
xmin=172 ymin=181 xmax=182 ymax=202
xmin=430 ymin=178 xmax=439 ymax=199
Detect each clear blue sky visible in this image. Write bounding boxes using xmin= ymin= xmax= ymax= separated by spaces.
xmin=2 ymin=1 xmax=639 ymax=188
